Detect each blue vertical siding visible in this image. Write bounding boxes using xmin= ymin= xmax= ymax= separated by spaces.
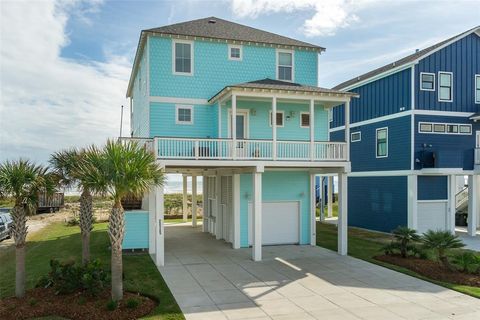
xmin=123 ymin=210 xmax=149 ymax=249
xmin=418 ymin=176 xmax=448 ymax=200
xmin=416 ymin=33 xmax=480 ymax=112
xmin=348 ymin=176 xmax=408 ymax=233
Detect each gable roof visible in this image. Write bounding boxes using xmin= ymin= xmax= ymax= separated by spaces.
xmin=333 ymin=26 xmax=480 ymax=91
xmin=145 ymin=17 xmax=324 ymax=51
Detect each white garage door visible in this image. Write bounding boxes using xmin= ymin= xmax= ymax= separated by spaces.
xmin=417 ymin=201 xmax=448 ymax=234
xmin=249 ymin=201 xmax=300 ymax=245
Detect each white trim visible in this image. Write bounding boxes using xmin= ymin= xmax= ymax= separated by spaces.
xmin=228 ymin=44 xmax=242 ymax=61
xmin=475 ymin=74 xmax=480 ymax=104
xmin=348 ymin=169 xmax=476 ymax=177
xmin=438 ymin=71 xmax=453 ymax=102
xmin=420 ymin=72 xmax=436 ymax=91
xmin=418 ymin=121 xmax=472 ymax=135
xmin=300 ymin=112 xmax=310 ymax=128
xmin=227 ymin=109 xmax=250 ymax=139
xmin=146 ymin=36 xmax=151 ymax=136
xmin=407 ymin=175 xmax=418 ymax=230
xmin=233 ymin=174 xmax=241 ymax=249
xmin=351 ymin=131 xmax=361 ymax=142
xmin=417 ymin=199 xmax=449 ymax=203
xmin=161 ymin=159 xmax=351 ymax=169
xmin=310 ymin=174 xmax=316 ymax=246
xmin=411 ymin=65 xmax=416 ymax=109
xmin=413 ymin=110 xmax=474 ymax=117
xmin=218 ymin=102 xmax=222 ymax=138
xmin=338 ymin=173 xmax=348 ymax=255
xmin=276 ymin=49 xmax=294 ymax=82
xmin=172 ymin=39 xmax=194 ymax=76
xmin=175 ymin=105 xmax=194 ymax=125
xmin=375 ymin=127 xmax=388 ymax=158
xmin=150 ymin=96 xmax=208 ymax=105
xmin=269 ymin=110 xmax=285 ymax=127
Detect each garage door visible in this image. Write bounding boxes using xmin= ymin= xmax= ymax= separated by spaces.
xmin=417 ymin=201 xmax=448 ymax=234
xmin=249 ymin=201 xmax=300 ymax=245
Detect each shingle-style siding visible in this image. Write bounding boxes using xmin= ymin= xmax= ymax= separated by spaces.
xmin=123 ymin=211 xmax=149 ymax=249
xmin=131 ymin=51 xmax=149 ymax=137
xmin=416 ymin=33 xmax=480 ymax=112
xmin=414 ymin=115 xmax=480 ymax=170
xmin=331 ymin=68 xmax=411 ymax=128
xmin=348 ymin=176 xmax=408 ymax=233
xmin=148 ymin=36 xmax=318 ymax=100
xmin=418 ymin=176 xmax=448 ymax=200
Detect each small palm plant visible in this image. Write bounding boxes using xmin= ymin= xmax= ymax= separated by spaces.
xmin=392 ymin=226 xmax=421 ymax=258
xmin=0 ymin=159 xmax=54 ymax=298
xmin=422 ymin=230 xmax=465 ymax=268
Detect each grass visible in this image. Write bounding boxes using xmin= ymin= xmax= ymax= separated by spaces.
xmin=0 ymin=222 xmax=184 ymax=320
xmin=316 ymin=222 xmax=480 ymax=298
xmin=164 ymin=217 xmax=203 ymax=224
xmin=316 ymin=202 xmax=339 ymax=218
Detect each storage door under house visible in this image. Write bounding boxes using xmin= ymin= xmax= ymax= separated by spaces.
xmin=220 ymin=176 xmax=234 ymax=243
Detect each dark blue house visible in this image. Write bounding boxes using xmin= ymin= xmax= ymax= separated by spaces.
xmin=331 ymin=26 xmax=480 ymax=236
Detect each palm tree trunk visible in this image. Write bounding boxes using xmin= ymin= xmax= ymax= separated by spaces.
xmin=108 ymin=202 xmax=125 ymax=301
xmin=79 ymin=190 xmax=93 ymax=264
xmin=11 ymin=205 xmax=28 ymax=298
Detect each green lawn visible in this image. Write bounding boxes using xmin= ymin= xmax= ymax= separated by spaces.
xmin=0 ymin=223 xmax=184 ymax=320
xmin=316 ymin=222 xmax=480 ymax=298
xmin=316 ymin=202 xmax=338 ymax=218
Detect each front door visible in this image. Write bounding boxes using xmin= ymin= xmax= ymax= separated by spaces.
xmin=230 ymin=110 xmax=248 ymax=157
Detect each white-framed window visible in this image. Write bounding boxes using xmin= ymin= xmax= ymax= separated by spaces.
xmin=420 ymin=72 xmax=435 ymax=91
xmin=300 ymin=112 xmax=310 ymax=128
xmin=459 ymin=125 xmax=472 ymax=134
xmin=418 ymin=121 xmax=472 ymax=135
xmin=475 ymin=74 xmax=480 ymax=104
xmin=269 ymin=111 xmax=284 ymax=127
xmin=419 ymin=123 xmax=433 ymax=132
xmin=228 ymin=44 xmax=242 ymax=61
xmin=376 ymin=127 xmax=388 ymax=158
xmin=175 ymin=105 xmax=193 ymax=125
xmin=172 ymin=39 xmax=193 ymax=75
xmin=351 ymin=131 xmax=361 ymax=142
xmin=438 ymin=71 xmax=453 ymax=102
xmin=276 ymin=49 xmax=294 ymax=82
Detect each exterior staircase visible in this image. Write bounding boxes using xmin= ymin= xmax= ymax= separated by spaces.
xmin=455 ymin=187 xmax=469 ymax=226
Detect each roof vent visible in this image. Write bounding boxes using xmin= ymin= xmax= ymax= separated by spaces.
xmin=392 ymin=62 xmax=396 ymax=67
xmin=208 ymin=19 xmax=217 ymax=24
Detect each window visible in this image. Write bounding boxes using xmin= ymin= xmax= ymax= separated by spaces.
xmin=176 ymin=105 xmax=193 ymax=124
xmin=419 ymin=123 xmax=433 ymax=132
xmin=438 ymin=72 xmax=453 ymax=102
xmin=376 ymin=128 xmax=388 ymax=158
xmin=228 ymin=45 xmax=242 ymax=61
xmin=277 ymin=50 xmax=293 ymax=81
xmin=328 ymin=109 xmax=333 ymax=123
xmin=475 ymin=75 xmax=480 ymax=104
xmin=447 ymin=124 xmax=458 ymax=133
xmin=351 ymin=132 xmax=361 ymax=142
xmin=420 ymin=72 xmax=435 ymax=91
xmin=459 ymin=125 xmax=472 ymax=134
xmin=300 ymin=112 xmax=310 ymax=128
xmin=433 ymin=123 xmax=446 ymax=133
xmin=173 ymin=40 xmax=193 ymax=75
xmin=269 ymin=111 xmax=284 ymax=127
xmin=418 ymin=122 xmax=472 ymax=135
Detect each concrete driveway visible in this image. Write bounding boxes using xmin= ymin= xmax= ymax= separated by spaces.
xmin=160 ymin=224 xmax=480 ymax=320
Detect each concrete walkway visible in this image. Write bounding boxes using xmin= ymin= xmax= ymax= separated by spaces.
xmin=456 ymin=227 xmax=480 ymax=251
xmin=160 ymin=224 xmax=480 ymax=320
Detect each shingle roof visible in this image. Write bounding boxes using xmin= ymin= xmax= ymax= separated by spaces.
xmin=145 ymin=17 xmax=324 ymax=51
xmin=333 ymin=26 xmax=480 ymax=90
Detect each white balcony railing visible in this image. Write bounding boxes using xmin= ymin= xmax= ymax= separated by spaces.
xmin=475 ymin=148 xmax=480 ymax=165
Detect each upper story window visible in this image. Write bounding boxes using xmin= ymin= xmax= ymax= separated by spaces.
xmin=351 ymin=131 xmax=361 ymax=142
xmin=420 ymin=72 xmax=435 ymax=91
xmin=228 ymin=44 xmax=242 ymax=61
xmin=277 ymin=50 xmax=294 ymax=82
xmin=418 ymin=121 xmax=472 ymax=135
xmin=173 ymin=40 xmax=193 ymax=75
xmin=269 ymin=111 xmax=284 ymax=127
xmin=300 ymin=112 xmax=310 ymax=128
xmin=376 ymin=127 xmax=388 ymax=158
xmin=475 ymin=75 xmax=480 ymax=104
xmin=176 ymin=105 xmax=193 ymax=125
xmin=438 ymin=72 xmax=453 ymax=102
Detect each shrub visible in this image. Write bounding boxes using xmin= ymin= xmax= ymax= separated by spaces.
xmin=106 ymin=299 xmax=118 ymax=311
xmin=81 ymin=259 xmax=108 ymax=296
xmin=421 ymin=230 xmax=465 ymax=268
xmin=451 ymin=252 xmax=480 ymax=273
xmin=382 ymin=226 xmax=422 ymax=258
xmin=126 ymin=297 xmax=140 ymax=309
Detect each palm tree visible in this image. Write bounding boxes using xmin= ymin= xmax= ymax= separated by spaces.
xmin=0 ymin=159 xmax=53 ymax=298
xmin=422 ymin=230 xmax=465 ymax=268
xmin=81 ymin=140 xmax=164 ymax=301
xmin=50 ymin=149 xmax=95 ymax=264
xmin=392 ymin=226 xmax=421 ymax=258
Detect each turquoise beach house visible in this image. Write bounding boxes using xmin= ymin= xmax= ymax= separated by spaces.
xmin=125 ymin=17 xmax=357 ymax=266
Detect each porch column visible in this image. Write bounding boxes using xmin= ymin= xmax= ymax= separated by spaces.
xmin=155 ymin=183 xmax=165 ymax=266
xmin=310 ymin=173 xmax=316 ymax=245
xmin=344 ymin=100 xmax=351 ymax=160
xmin=218 ymin=102 xmax=222 ymax=138
xmin=182 ymin=175 xmax=188 ymax=222
xmin=252 ymin=169 xmax=263 ymax=261
xmin=148 ymin=188 xmax=155 ymax=254
xmin=468 ymin=175 xmax=479 ymax=236
xmin=327 ymin=176 xmax=333 ymax=218
xmin=216 ymin=174 xmax=223 ymax=239
xmin=192 ymin=175 xmax=197 ymax=227
xmin=272 ymin=96 xmax=277 ymax=160
xmin=310 ymin=99 xmax=315 ymax=160
xmin=202 ymin=175 xmax=207 ymax=232
xmin=232 ymin=94 xmax=237 ymax=160
xmin=338 ymin=173 xmax=348 ymax=255
xmin=407 ymin=175 xmax=418 ymax=230
xmin=233 ymin=174 xmax=241 ymax=249
xmin=447 ymin=175 xmax=457 ymax=234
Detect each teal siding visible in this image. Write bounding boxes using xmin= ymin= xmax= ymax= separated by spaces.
xmin=123 ymin=210 xmax=149 ymax=249
xmin=239 ymin=171 xmax=312 ymax=247
xmin=132 ymin=50 xmax=149 ymax=137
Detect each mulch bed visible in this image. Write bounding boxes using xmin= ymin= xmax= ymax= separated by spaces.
xmin=0 ymin=288 xmax=157 ymax=320
xmin=375 ymin=254 xmax=480 ymax=287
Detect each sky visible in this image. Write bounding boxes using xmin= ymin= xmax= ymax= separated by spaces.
xmin=1 ymin=0 xmax=479 ymax=171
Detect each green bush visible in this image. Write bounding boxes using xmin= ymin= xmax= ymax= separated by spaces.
xmin=421 ymin=230 xmax=465 ymax=268
xmin=451 ymin=252 xmax=480 ymax=273
xmin=382 ymin=226 xmax=422 ymax=258
xmin=106 ymin=299 xmax=118 ymax=311
xmin=126 ymin=297 xmax=140 ymax=309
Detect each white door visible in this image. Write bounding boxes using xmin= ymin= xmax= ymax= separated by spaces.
xmin=417 ymin=201 xmax=448 ymax=234
xmin=248 ymin=201 xmax=300 ymax=245
xmin=228 ymin=110 xmax=249 ymax=157
xmin=220 ymin=176 xmax=233 ymax=242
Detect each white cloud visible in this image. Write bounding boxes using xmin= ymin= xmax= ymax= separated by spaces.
xmin=0 ymin=0 xmax=130 ymax=164
xmin=230 ymin=0 xmax=371 ymax=37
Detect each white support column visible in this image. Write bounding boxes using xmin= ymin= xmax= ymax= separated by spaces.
xmin=182 ymin=175 xmax=188 ymax=222
xmin=202 ymin=176 xmax=207 ymax=232
xmin=320 ymin=176 xmax=325 ymax=222
xmin=310 ymin=99 xmax=315 ymax=161
xmin=148 ymin=188 xmax=155 ymax=254
xmin=218 ymin=102 xmax=222 ymax=138
xmin=216 ymin=174 xmax=222 ymax=239
xmin=233 ymin=174 xmax=241 ymax=249
xmin=327 ymin=176 xmax=333 ymax=218
xmin=344 ymin=100 xmax=351 ymax=161
xmin=272 ymin=96 xmax=277 ymax=160
xmin=447 ymin=175 xmax=457 ymax=234
xmin=154 ymin=183 xmax=165 ymax=266
xmin=338 ymin=173 xmax=348 ymax=256
xmin=232 ymin=94 xmax=237 ymax=160
xmin=468 ymin=175 xmax=479 ymax=236
xmin=252 ymin=170 xmax=263 ymax=261
xmin=192 ymin=175 xmax=197 ymax=227
xmin=407 ymin=175 xmax=418 ymax=231
xmin=310 ymin=173 xmax=316 ymax=246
